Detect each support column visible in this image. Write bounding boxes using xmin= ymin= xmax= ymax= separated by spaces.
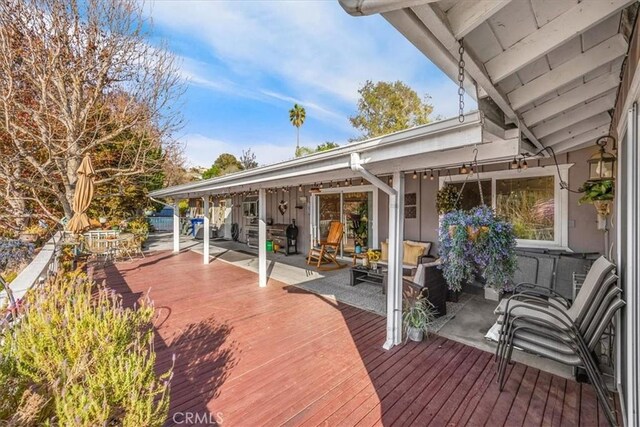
xmin=384 ymin=171 xmax=405 ymax=349
xmin=173 ymin=200 xmax=180 ymax=253
xmin=258 ymin=188 xmax=267 ymax=287
xmin=203 ymin=196 xmax=210 ymax=264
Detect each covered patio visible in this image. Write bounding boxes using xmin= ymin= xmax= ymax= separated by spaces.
xmin=96 ymin=249 xmax=618 ymax=426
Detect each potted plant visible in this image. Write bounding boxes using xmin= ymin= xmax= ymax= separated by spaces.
xmin=436 ymin=185 xmax=461 ymax=215
xmin=438 ymin=206 xmax=517 ymax=300
xmin=403 ymin=296 xmax=436 ymax=342
xmin=579 ymin=179 xmax=614 ymax=230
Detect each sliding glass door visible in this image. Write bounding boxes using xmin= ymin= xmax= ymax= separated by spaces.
xmin=313 ymin=188 xmax=376 ymax=257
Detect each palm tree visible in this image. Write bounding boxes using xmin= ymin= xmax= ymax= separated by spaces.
xmin=289 ymin=104 xmax=306 ymax=150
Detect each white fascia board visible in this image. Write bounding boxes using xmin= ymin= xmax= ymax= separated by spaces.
xmin=339 ymin=0 xmax=437 ymax=16
xmin=364 ymin=138 xmax=520 ymax=174
xmin=150 ymin=112 xmax=488 ymax=198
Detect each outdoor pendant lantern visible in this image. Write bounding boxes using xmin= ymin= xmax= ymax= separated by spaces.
xmin=588 ymin=136 xmax=616 ymax=181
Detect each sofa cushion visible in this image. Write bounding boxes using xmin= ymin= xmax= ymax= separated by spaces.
xmin=380 ymin=241 xmax=388 ymax=261
xmin=405 ymin=240 xmax=431 ymax=257
xmin=403 ymin=242 xmax=426 ymax=266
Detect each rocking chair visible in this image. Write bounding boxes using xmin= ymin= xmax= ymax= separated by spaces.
xmin=307 ymin=221 xmax=346 ymax=270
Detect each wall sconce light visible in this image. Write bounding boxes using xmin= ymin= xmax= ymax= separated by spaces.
xmin=588 ymin=136 xmax=616 ymax=181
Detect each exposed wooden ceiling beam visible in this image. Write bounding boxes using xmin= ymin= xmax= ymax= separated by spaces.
xmin=409 ymin=3 xmax=546 ymax=151
xmin=531 ymin=93 xmax=616 ymax=138
xmin=541 ymin=113 xmax=611 ymax=146
xmin=551 ymin=125 xmax=611 ymax=153
xmin=339 ymin=0 xmax=438 ymax=16
xmin=521 ymin=73 xmax=620 ymax=126
xmin=508 ymin=34 xmax=627 ymax=110
xmin=485 ymin=0 xmax=634 ymax=83
xmin=446 ymin=0 xmax=512 ymax=40
xmin=382 ymin=9 xmax=478 ymax=97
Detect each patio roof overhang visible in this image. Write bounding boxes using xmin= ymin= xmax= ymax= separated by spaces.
xmin=340 ymin=0 xmax=639 ymax=155
xmin=150 ymin=112 xmax=520 ymax=200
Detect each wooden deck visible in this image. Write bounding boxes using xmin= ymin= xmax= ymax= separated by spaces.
xmin=97 ymin=250 xmax=616 ymax=426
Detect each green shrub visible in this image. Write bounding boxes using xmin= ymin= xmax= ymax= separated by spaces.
xmin=0 ymin=273 xmax=171 ymax=426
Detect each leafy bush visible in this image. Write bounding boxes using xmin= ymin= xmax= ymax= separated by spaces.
xmin=439 ymin=206 xmax=517 ymax=292
xmin=0 ymin=239 xmax=34 ymax=282
xmin=0 ymin=273 xmax=171 ymax=425
xmin=126 ymin=216 xmax=151 ymax=242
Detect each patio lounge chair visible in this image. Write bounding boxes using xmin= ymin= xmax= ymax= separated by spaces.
xmin=496 ymin=256 xmax=620 ymax=425
xmin=306 ymin=221 xmax=345 ymax=270
xmin=498 ymin=288 xmax=623 ymax=426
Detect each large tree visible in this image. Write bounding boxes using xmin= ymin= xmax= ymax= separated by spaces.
xmin=0 ymin=0 xmax=183 ymax=227
xmin=239 ymin=149 xmax=258 ymax=169
xmin=349 ymin=80 xmax=433 ymax=140
xmin=202 ymin=153 xmax=244 ymax=179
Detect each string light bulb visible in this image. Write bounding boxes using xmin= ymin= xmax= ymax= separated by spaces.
xmin=412 ymin=170 xmax=417 ymax=180
xmin=511 ymin=157 xmax=519 ymax=169
xmin=430 ymin=170 xmax=435 ymax=181
xmin=521 ymin=158 xmax=528 ymax=170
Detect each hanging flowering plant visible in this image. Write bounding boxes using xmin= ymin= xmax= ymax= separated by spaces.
xmin=438 ymin=206 xmax=517 ymax=293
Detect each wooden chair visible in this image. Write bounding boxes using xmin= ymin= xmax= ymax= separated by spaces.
xmin=307 ymin=221 xmax=346 ymax=270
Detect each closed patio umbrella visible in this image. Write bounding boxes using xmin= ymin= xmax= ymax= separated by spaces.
xmin=67 ymin=155 xmax=96 ymax=234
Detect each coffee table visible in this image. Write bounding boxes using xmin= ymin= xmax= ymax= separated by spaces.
xmin=350 ymin=266 xmax=387 ymax=294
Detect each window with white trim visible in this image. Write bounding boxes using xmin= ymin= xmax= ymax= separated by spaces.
xmin=441 ymin=165 xmax=571 ymax=249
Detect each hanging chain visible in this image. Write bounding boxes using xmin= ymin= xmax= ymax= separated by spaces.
xmin=458 ymin=39 xmax=465 ymax=123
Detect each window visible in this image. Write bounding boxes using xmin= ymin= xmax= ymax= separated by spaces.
xmin=496 ymin=176 xmax=554 ymax=241
xmin=441 ymin=165 xmax=570 ymax=249
xmin=449 ymin=180 xmax=492 ymax=211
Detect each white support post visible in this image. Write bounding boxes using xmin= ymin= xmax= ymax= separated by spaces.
xmin=384 ymin=171 xmax=405 ymax=349
xmin=173 ymin=200 xmax=180 ymax=253
xmin=203 ymin=196 xmax=210 ymax=264
xmin=258 ymin=188 xmax=267 ymax=287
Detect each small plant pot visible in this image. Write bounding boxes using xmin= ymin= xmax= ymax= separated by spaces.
xmin=407 ymin=327 xmax=424 ymax=342
xmin=355 ymin=245 xmax=362 ymax=254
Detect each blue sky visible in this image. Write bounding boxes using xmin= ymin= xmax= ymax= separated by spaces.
xmin=145 ymin=1 xmax=473 ymax=168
